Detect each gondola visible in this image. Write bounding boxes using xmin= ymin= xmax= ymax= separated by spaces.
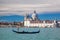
xmin=12 ymin=30 xmax=40 ymax=34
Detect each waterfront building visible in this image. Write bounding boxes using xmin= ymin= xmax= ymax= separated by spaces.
xmin=24 ymin=11 xmax=60 ymax=28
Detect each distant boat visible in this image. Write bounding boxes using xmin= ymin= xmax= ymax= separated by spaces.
xmin=12 ymin=29 xmax=40 ymax=34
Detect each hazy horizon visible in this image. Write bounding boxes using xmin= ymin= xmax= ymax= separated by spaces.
xmin=0 ymin=12 xmax=60 ymax=22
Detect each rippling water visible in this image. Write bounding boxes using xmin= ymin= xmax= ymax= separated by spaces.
xmin=0 ymin=28 xmax=60 ymax=40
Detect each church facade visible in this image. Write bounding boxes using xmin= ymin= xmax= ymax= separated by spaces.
xmin=24 ymin=11 xmax=60 ymax=28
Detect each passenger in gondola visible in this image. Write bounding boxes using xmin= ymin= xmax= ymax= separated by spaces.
xmin=23 ymin=30 xmax=25 ymax=32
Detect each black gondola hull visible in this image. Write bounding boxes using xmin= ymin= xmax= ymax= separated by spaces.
xmin=12 ymin=30 xmax=40 ymax=34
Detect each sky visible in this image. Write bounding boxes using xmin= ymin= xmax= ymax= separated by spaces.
xmin=0 ymin=0 xmax=60 ymax=22
xmin=0 ymin=13 xmax=60 ymax=22
xmin=0 ymin=0 xmax=60 ymax=16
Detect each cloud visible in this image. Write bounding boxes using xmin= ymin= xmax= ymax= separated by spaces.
xmin=0 ymin=0 xmax=60 ymax=4
xmin=0 ymin=4 xmax=60 ymax=16
xmin=0 ymin=0 xmax=60 ymax=16
xmin=0 ymin=4 xmax=51 ymax=16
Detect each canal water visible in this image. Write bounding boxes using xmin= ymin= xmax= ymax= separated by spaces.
xmin=0 ymin=28 xmax=60 ymax=40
